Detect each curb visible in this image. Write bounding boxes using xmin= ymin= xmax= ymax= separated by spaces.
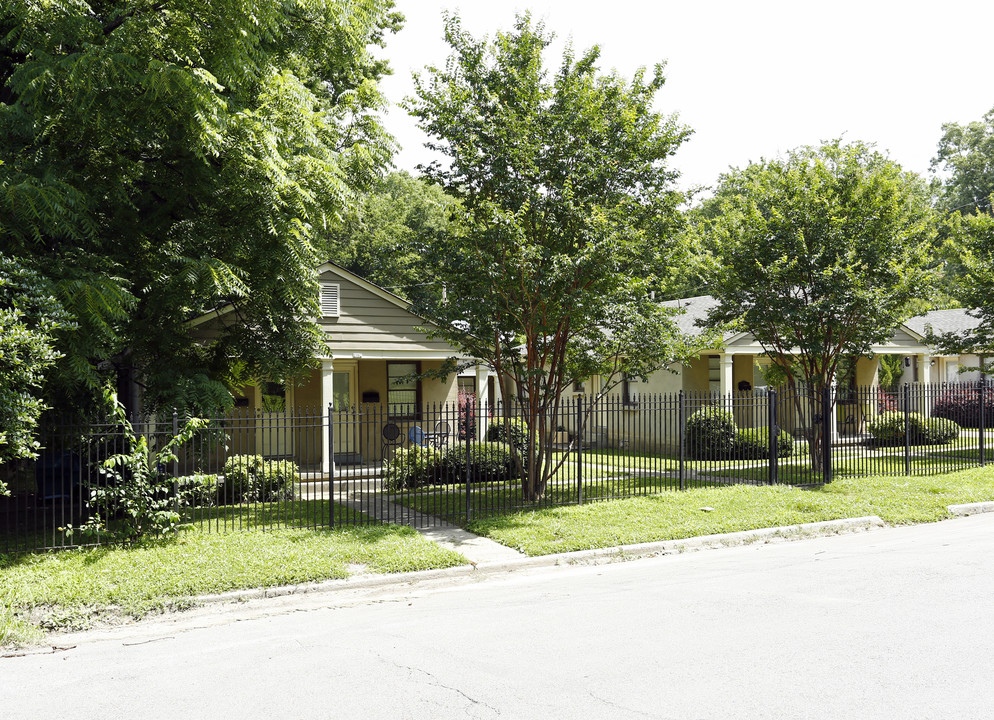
xmin=190 ymin=515 xmax=887 ymax=607
xmin=947 ymin=500 xmax=994 ymax=517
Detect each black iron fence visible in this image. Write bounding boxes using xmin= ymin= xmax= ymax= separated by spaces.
xmin=2 ymin=382 xmax=990 ymax=552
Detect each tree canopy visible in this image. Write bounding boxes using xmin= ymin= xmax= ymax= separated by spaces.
xmin=932 ymin=107 xmax=994 ymax=216
xmin=928 ymin=106 xmax=994 ymax=366
xmin=928 ymin=210 xmax=994 ymax=370
xmin=322 ymin=171 xmax=459 ymax=307
xmin=0 ymin=256 xmax=68 ymax=474
xmin=694 ymin=140 xmax=939 ymax=469
xmin=1 ymin=0 xmax=401 ymax=416
xmin=406 ymin=13 xmax=696 ymax=499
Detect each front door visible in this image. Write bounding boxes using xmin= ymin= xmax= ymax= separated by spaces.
xmin=331 ymin=370 xmax=357 ymax=458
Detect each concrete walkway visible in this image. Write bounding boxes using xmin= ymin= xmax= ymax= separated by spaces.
xmin=337 ymin=488 xmax=527 ymax=565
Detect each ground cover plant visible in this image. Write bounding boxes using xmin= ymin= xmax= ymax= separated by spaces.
xmin=0 ymin=502 xmax=465 ymax=647
xmin=465 ymin=466 xmax=994 ymax=555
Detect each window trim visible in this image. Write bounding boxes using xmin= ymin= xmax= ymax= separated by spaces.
xmin=387 ymin=361 xmax=422 ymax=420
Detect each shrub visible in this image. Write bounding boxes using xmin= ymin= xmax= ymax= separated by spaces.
xmin=221 ymin=455 xmax=297 ymax=503
xmin=384 ymin=445 xmax=444 ymax=490
xmin=685 ymin=407 xmax=736 ymax=459
xmin=868 ymin=411 xmax=960 ymax=446
xmin=920 ymin=417 xmax=960 ymax=445
xmin=932 ymin=386 xmax=994 ymax=429
xmin=259 ymin=460 xmax=299 ymax=501
xmin=221 ymin=454 xmax=264 ymax=503
xmin=486 ymin=417 xmax=530 ymax=452
xmin=443 ymin=442 xmax=514 ymax=483
xmin=732 ymin=427 xmax=795 ymax=459
xmin=177 ymin=473 xmax=220 ymax=507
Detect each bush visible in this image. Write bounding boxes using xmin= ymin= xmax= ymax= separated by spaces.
xmin=177 ymin=473 xmax=220 ymax=507
xmin=685 ymin=407 xmax=737 ymax=459
xmin=932 ymin=386 xmax=994 ymax=429
xmin=732 ymin=427 xmax=795 ymax=459
xmin=921 ymin=417 xmax=960 ymax=445
xmin=443 ymin=442 xmax=514 ymax=483
xmin=384 ymin=446 xmax=444 ymax=490
xmin=486 ymin=418 xmax=530 ymax=453
xmin=221 ymin=455 xmax=297 ymax=503
xmin=868 ymin=412 xmax=960 ymax=446
xmin=260 ymin=460 xmax=299 ymax=501
xmin=221 ymin=454 xmax=263 ymax=502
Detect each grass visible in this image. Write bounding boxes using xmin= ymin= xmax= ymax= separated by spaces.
xmin=0 ymin=503 xmax=466 ymax=647
xmin=463 ymin=466 xmax=994 ymax=556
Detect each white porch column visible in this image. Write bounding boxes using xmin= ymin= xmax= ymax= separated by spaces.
xmin=918 ymin=354 xmax=932 ymax=385
xmin=719 ymin=354 xmax=734 ymax=397
xmin=321 ymin=359 xmax=334 ymax=477
xmin=475 ymin=364 xmax=490 ymax=442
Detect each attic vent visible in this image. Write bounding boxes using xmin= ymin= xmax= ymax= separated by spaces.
xmin=320 ymin=282 xmax=340 ymax=317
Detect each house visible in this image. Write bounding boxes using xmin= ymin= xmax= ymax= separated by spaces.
xmin=579 ymin=297 xmax=985 ymax=452
xmin=899 ymin=308 xmax=986 ymax=385
xmin=189 ymin=262 xmax=492 ymax=472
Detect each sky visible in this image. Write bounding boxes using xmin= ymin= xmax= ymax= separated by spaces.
xmin=377 ymin=0 xmax=994 ymax=194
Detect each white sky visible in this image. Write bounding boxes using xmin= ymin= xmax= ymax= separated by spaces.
xmin=378 ymin=0 xmax=994 ymax=193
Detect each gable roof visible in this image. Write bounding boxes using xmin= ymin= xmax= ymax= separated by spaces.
xmin=903 ymin=308 xmax=982 ymax=339
xmin=661 ymin=295 xmax=980 ymax=354
xmin=660 ymin=295 xmax=721 ymax=336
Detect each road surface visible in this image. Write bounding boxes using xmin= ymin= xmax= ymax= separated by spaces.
xmin=3 ymin=515 xmax=994 ymax=719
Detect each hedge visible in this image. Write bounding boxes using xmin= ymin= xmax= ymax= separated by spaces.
xmin=868 ymin=411 xmax=960 ymax=446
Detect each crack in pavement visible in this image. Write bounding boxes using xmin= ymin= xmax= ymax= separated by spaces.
xmin=380 ymin=654 xmax=501 ymax=716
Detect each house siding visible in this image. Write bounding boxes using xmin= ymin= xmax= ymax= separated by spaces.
xmin=317 ymin=270 xmax=454 ymax=355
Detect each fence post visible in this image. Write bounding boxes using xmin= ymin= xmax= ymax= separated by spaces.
xmin=328 ymin=401 xmax=335 ymax=528
xmin=980 ymin=381 xmax=986 ymax=467
xmin=576 ymin=395 xmax=584 ymax=504
xmin=678 ymin=390 xmax=686 ymax=491
xmin=172 ymin=409 xmax=179 ymax=536
xmin=465 ymin=396 xmax=472 ymax=524
xmin=768 ymin=389 xmax=779 ymax=485
xmin=903 ymin=383 xmax=911 ymax=476
xmin=821 ymin=385 xmax=832 ymax=483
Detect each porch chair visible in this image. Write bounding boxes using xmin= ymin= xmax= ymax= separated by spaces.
xmin=431 ymin=421 xmax=451 ymax=447
xmin=382 ymin=423 xmax=403 ymax=460
xmin=408 ymin=425 xmax=427 ymax=447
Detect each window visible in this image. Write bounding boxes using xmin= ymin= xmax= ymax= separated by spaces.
xmin=457 ymin=376 xmax=477 ymax=398
xmin=388 ymin=362 xmax=420 ymax=419
xmin=260 ymin=382 xmax=286 ymax=413
xmin=319 ymin=282 xmax=340 ymax=317
xmin=572 ymin=379 xmax=586 ymax=393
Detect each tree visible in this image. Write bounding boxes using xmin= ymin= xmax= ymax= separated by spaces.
xmin=0 ymin=256 xmax=69 ymax=490
xmin=695 ymin=140 xmax=939 ymax=473
xmin=928 ymin=107 xmax=994 ymax=366
xmin=405 ymin=14 xmax=696 ymax=500
xmin=323 ymin=171 xmax=460 ymax=306
xmin=927 ymin=210 xmax=994 ymax=372
xmin=0 ymin=0 xmax=401 ymax=416
xmin=932 ymin=107 xmax=994 ymax=215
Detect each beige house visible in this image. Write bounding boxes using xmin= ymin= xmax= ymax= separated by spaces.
xmin=579 ymin=297 xmax=979 ymax=452
xmin=190 ymin=263 xmax=490 ymax=472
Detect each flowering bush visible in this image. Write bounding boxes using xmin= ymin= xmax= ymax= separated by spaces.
xmin=931 ymin=386 xmax=994 ymax=429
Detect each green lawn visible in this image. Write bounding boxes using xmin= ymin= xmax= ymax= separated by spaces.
xmin=0 ymin=502 xmax=466 ymax=646
xmin=464 ymin=466 xmax=994 ymax=556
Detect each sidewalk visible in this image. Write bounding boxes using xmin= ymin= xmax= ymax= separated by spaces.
xmin=338 ymin=487 xmax=527 ymax=564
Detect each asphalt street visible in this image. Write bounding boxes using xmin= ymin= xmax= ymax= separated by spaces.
xmin=3 ymin=514 xmax=994 ymax=719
